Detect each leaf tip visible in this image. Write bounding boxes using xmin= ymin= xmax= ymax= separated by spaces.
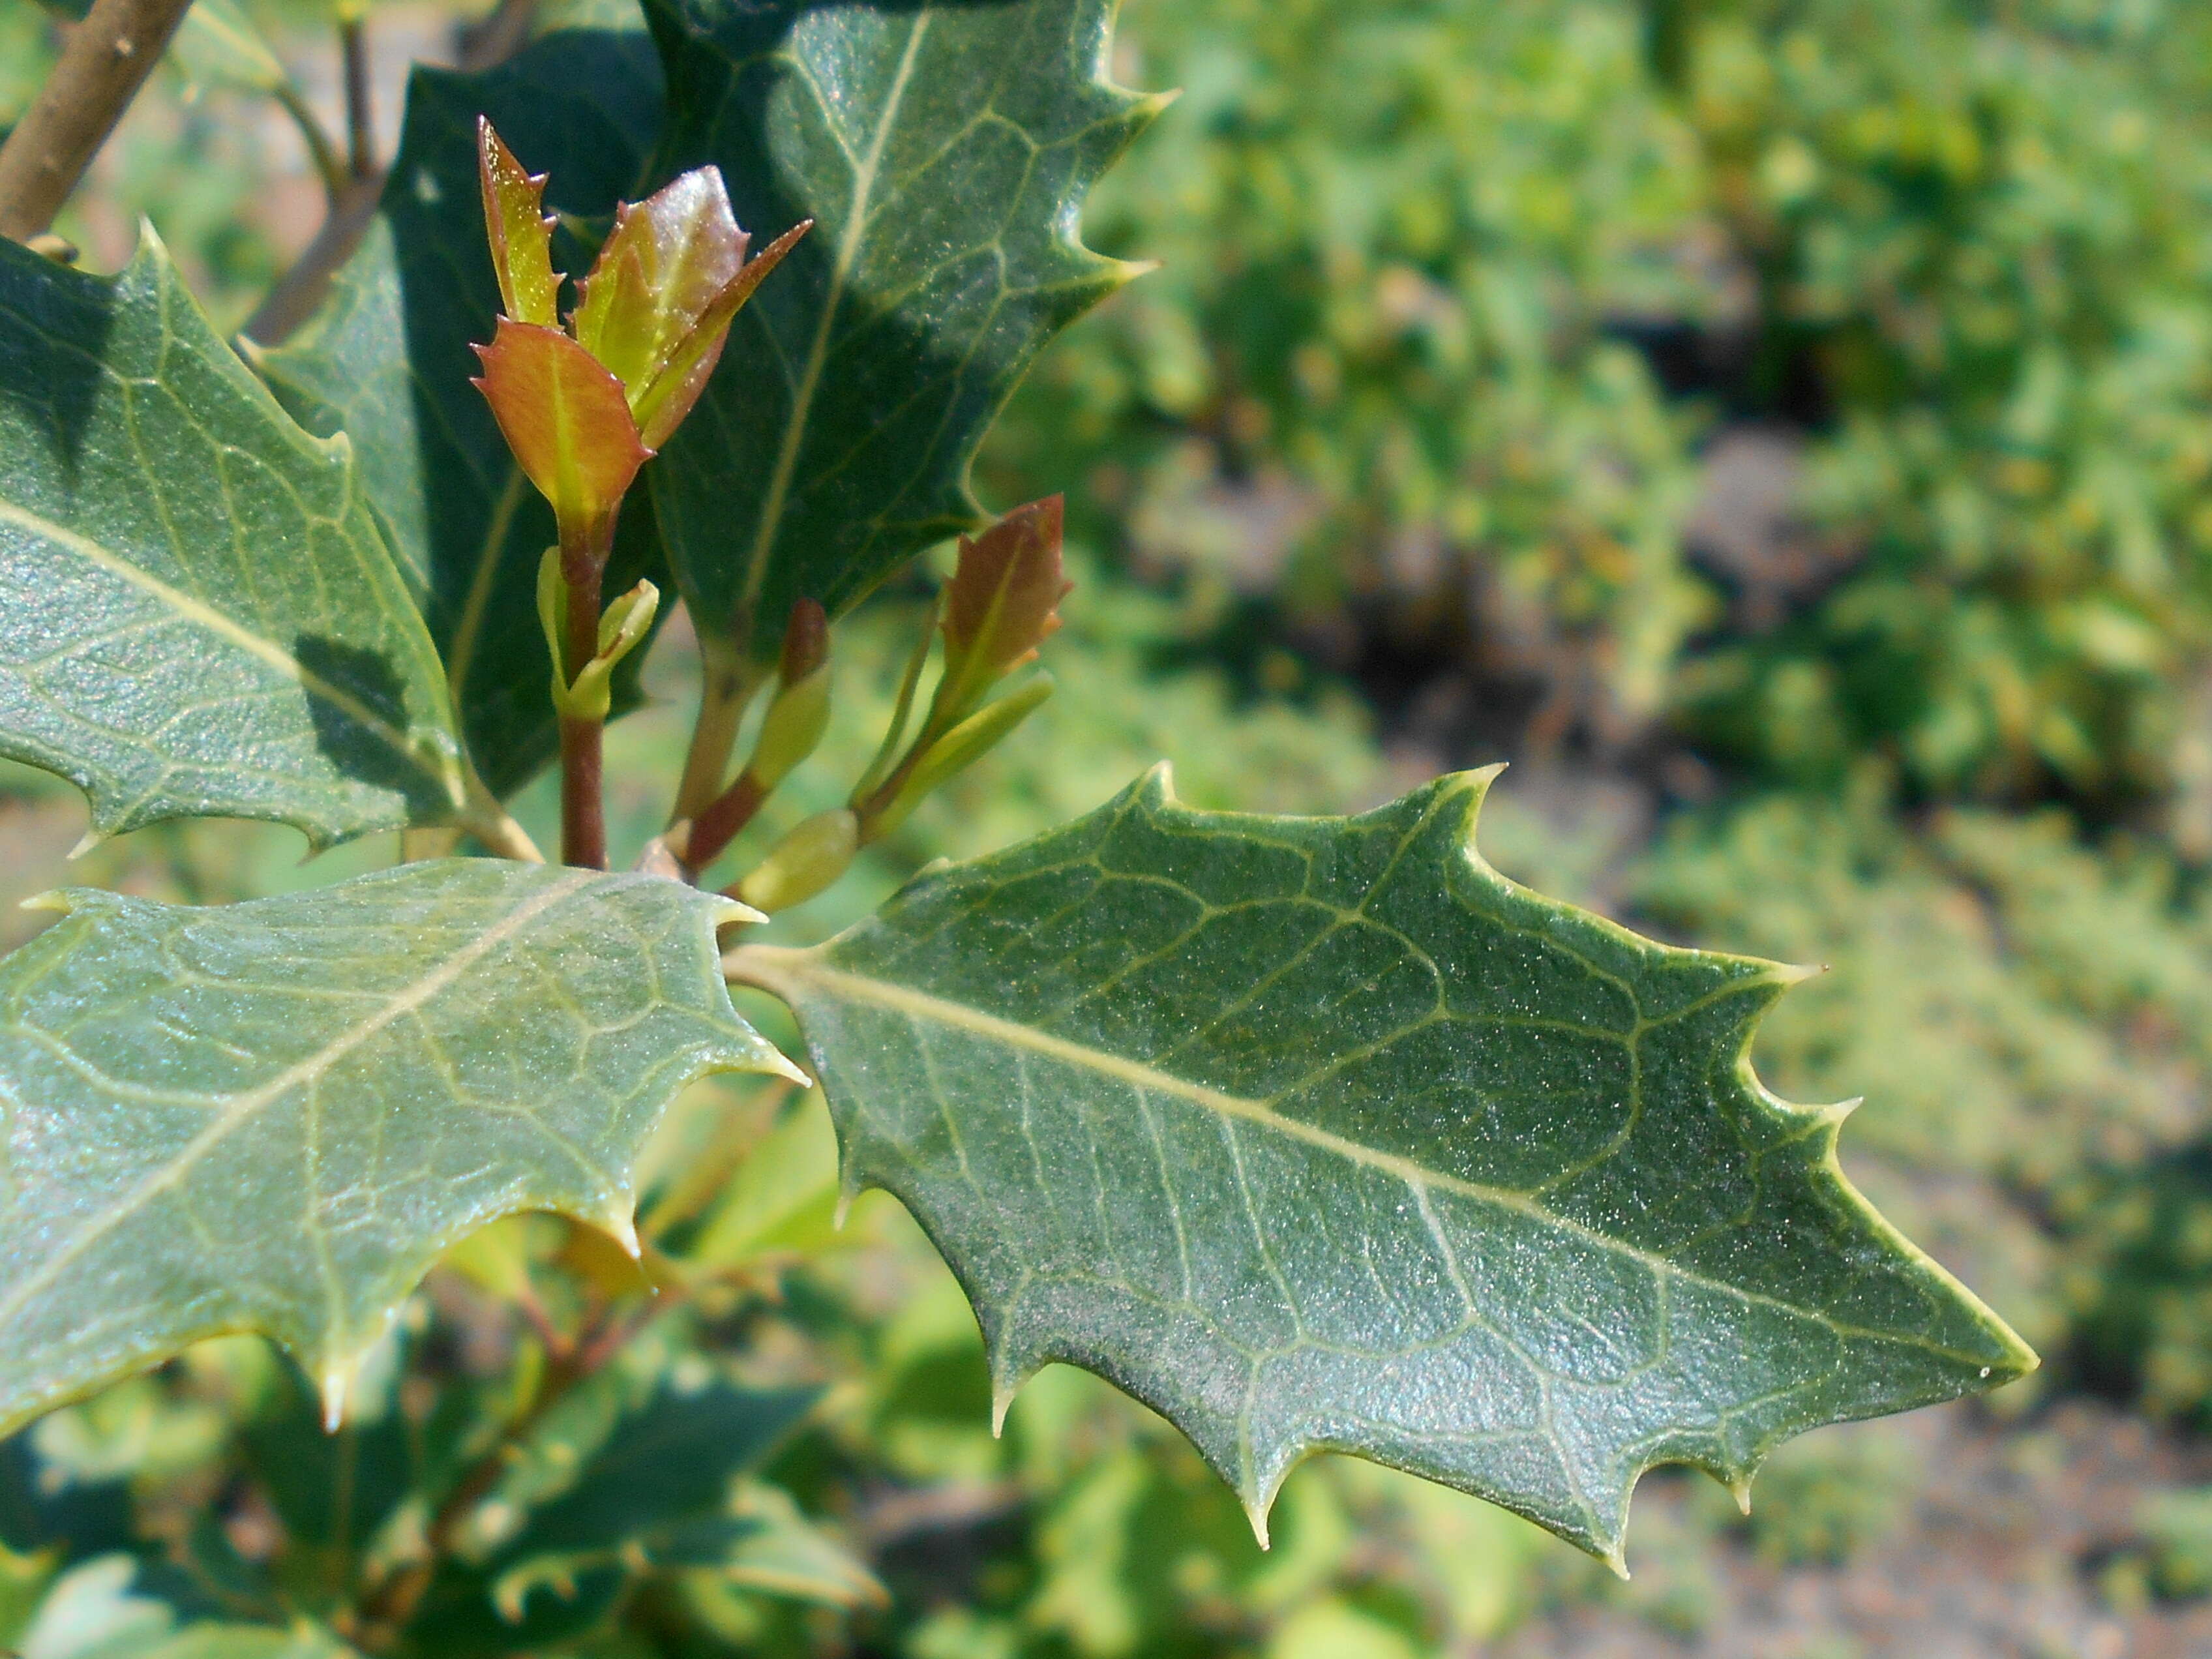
xmin=19 ymin=888 xmax=75 ymax=914
xmin=1242 ymin=1494 xmax=1273 ymax=1551
xmin=1730 ymin=1474 xmax=1754 ymax=1516
xmin=320 ymin=1363 xmax=351 ymax=1432
xmin=710 ymin=893 xmax=768 ymax=929
xmin=602 ymin=1204 xmax=642 ymax=1261
xmin=65 ymin=830 xmax=104 ymax=861
xmin=1604 ymin=1545 xmax=1631 ymax=1581
xmin=990 ymin=1380 xmax=1017 ymax=1439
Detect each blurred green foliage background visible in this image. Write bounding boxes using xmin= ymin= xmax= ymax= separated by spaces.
xmin=14 ymin=0 xmax=2212 ymax=1651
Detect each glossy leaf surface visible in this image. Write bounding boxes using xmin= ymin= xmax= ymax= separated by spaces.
xmin=472 ymin=320 xmax=651 ymax=534
xmin=733 ymin=767 xmax=2036 ymax=1561
xmin=641 ymin=0 xmax=1162 ymax=655
xmin=0 ymin=235 xmax=462 ymax=846
xmin=254 ymin=21 xmax=666 ymax=794
xmin=479 ymin=121 xmax=562 ymax=329
xmin=0 ymin=860 xmax=796 ymax=1441
xmin=572 ymin=166 xmax=746 ymax=398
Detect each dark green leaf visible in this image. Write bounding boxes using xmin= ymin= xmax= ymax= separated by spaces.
xmin=254 ymin=20 xmax=667 ymax=796
xmin=0 ymin=860 xmax=797 ymax=1440
xmin=411 ymin=1375 xmax=819 ymax=1651
xmin=640 ymin=0 xmax=1162 ymax=655
xmin=730 ymin=766 xmax=2037 ymax=1563
xmin=0 ymin=235 xmax=464 ymax=846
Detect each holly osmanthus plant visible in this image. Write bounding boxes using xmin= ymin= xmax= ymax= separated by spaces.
xmin=0 ymin=0 xmax=2029 ymax=1650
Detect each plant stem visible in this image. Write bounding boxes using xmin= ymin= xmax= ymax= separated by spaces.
xmin=0 ymin=0 xmax=196 ymax=243
xmin=560 ymin=582 xmax=607 ymax=870
xmin=673 ymin=632 xmax=758 ymax=828
xmin=238 ymin=172 xmax=382 ymax=346
xmin=273 ymin=83 xmax=348 ymax=206
xmin=455 ymin=0 xmax=539 ymax=71
xmin=338 ymin=10 xmax=376 ymax=181
xmin=460 ymin=764 xmax=545 ymax=863
xmin=681 ymin=771 xmax=768 ymax=876
xmin=558 ymin=518 xmax=613 ymax=869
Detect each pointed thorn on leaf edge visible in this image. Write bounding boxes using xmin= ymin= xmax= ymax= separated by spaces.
xmin=320 ymin=1365 xmax=351 ymax=1432
xmin=1242 ymin=1497 xmax=1272 ymax=1551
xmin=1731 ymin=1476 xmax=1754 ymax=1516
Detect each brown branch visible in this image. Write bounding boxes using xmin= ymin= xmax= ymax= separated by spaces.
xmin=455 ymin=0 xmax=540 ymax=73
xmin=237 ymin=171 xmax=381 ymax=346
xmin=338 ymin=12 xmax=377 ymax=181
xmin=0 ymin=0 xmax=197 ymax=243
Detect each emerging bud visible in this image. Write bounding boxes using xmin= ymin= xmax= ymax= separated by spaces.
xmin=735 ymin=809 xmax=858 ymax=914
xmin=471 ymin=120 xmax=811 ymax=539
xmin=747 ymin=599 xmax=832 ymax=792
xmin=537 ymin=548 xmax=659 ymax=721
xmin=934 ymin=496 xmax=1070 ymax=725
xmin=863 ymin=674 xmax=1054 ymax=844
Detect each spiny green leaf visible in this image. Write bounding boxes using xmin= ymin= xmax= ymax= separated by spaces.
xmin=253 ymin=19 xmax=668 ymax=796
xmin=0 ymin=859 xmax=798 ymax=1441
xmin=640 ymin=0 xmax=1163 ymax=655
xmin=0 ymin=233 xmax=464 ymax=848
xmin=730 ymin=766 xmax=2037 ymax=1564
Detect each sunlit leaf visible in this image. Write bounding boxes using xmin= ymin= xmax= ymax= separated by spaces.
xmin=640 ymin=0 xmax=1163 ymax=653
xmin=730 ymin=766 xmax=2036 ymax=1563
xmin=0 ymin=860 xmax=797 ymax=1440
xmin=0 ymin=235 xmax=463 ymax=846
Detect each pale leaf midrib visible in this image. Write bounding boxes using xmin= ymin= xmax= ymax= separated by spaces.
xmin=733 ymin=13 xmax=933 ymax=632
xmin=730 ymin=946 xmax=1998 ymax=1368
xmin=0 ymin=870 xmax=597 ymax=1331
xmin=0 ymin=497 xmax=449 ymax=798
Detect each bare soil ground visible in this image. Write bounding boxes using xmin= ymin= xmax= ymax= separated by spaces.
xmin=1498 ymin=1401 xmax=2212 ymax=1659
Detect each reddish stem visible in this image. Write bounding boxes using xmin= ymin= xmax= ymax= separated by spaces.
xmin=558 ymin=519 xmax=611 ymax=869
xmin=681 ymin=771 xmax=767 ymax=876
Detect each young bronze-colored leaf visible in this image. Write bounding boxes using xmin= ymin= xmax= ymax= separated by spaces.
xmin=253 ymin=20 xmax=668 ymax=794
xmin=0 ymin=233 xmax=464 ymax=846
xmin=730 ymin=767 xmax=2036 ymax=1564
xmin=640 ymin=0 xmax=1164 ymax=654
xmin=0 ymin=859 xmax=797 ymax=1441
xmin=473 ymin=320 xmax=652 ymax=535
xmin=572 ymin=166 xmax=747 ymax=397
